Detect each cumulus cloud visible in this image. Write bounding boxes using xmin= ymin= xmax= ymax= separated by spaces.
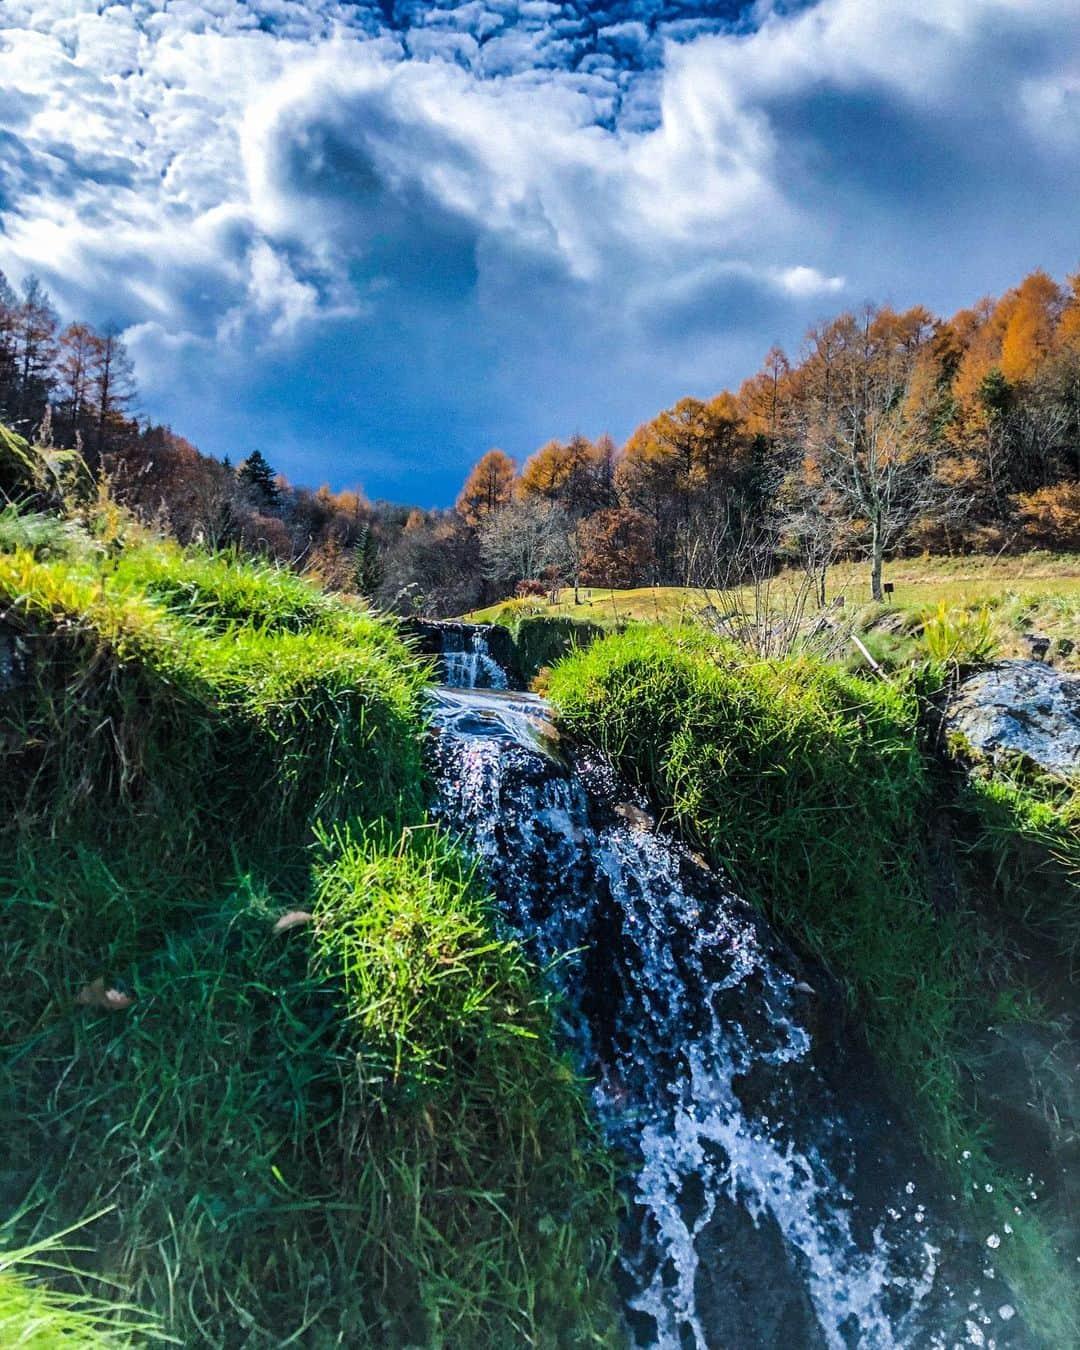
xmin=0 ymin=0 xmax=1078 ymax=498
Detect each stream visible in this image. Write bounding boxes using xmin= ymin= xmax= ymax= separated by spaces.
xmin=425 ymin=626 xmax=1029 ymax=1349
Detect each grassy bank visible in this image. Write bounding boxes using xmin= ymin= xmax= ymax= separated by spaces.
xmin=0 ymin=511 xmax=620 ymax=1345
xmin=548 ymin=625 xmax=1079 ymax=1345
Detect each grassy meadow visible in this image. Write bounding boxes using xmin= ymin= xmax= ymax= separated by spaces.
xmin=467 ymin=551 xmax=1080 ymax=670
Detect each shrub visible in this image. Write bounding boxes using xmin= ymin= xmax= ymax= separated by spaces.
xmin=1016 ymin=480 xmax=1080 ymax=551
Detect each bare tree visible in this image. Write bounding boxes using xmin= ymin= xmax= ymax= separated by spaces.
xmin=801 ymin=307 xmax=941 ymax=601
xmin=478 ymin=497 xmax=571 ymax=594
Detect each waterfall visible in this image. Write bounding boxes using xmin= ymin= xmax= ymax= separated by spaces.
xmin=437 ymin=624 xmax=508 ymax=690
xmin=427 ymin=632 xmax=1026 ymax=1349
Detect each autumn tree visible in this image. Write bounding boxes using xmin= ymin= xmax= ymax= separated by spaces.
xmin=0 ymin=270 xmax=19 ymax=421
xmin=999 ymin=271 xmax=1064 ymax=386
xmin=1016 ymin=481 xmax=1080 ymax=551
xmin=456 ymin=448 xmax=516 ymax=526
xmin=578 ymin=507 xmax=654 ymax=589
xmin=794 ymin=305 xmax=942 ymax=599
xmin=618 ymin=394 xmax=754 ymax=583
xmin=90 ymin=330 xmax=137 ymax=463
xmin=11 ymin=276 xmax=58 ymax=431
xmin=377 ymin=508 xmax=484 ymax=616
xmin=55 ymin=323 xmax=99 ymax=447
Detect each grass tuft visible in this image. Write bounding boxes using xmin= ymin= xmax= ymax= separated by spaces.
xmin=0 ymin=531 xmax=620 ymax=1345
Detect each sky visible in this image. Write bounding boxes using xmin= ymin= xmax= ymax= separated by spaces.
xmin=1 ymin=0 xmax=1079 ymax=505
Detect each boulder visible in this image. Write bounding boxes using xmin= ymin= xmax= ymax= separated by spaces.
xmin=945 ymin=660 xmax=1080 ymax=778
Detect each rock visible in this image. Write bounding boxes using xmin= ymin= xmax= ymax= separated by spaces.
xmin=613 ymin=801 xmax=654 ymax=830
xmin=1020 ymin=632 xmax=1051 ymax=660
xmin=945 ymin=660 xmax=1080 ymax=778
xmin=0 ymin=625 xmax=22 ymax=694
xmin=404 ymin=619 xmax=518 ymax=680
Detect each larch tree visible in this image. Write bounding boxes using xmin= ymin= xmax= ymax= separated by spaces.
xmin=90 ymin=329 xmax=137 ymax=463
xmin=12 ymin=276 xmax=58 ymax=430
xmin=578 ymin=506 xmax=655 ymax=589
xmin=55 ymin=323 xmax=98 ymax=446
xmin=456 ymin=448 xmax=516 ymax=526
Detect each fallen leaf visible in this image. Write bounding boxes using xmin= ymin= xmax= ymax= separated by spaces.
xmin=77 ymin=978 xmax=135 ymax=1010
xmin=273 ymin=910 xmax=313 ymax=933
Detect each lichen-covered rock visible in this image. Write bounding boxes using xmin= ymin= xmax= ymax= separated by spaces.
xmin=945 ymin=660 xmax=1080 ymax=778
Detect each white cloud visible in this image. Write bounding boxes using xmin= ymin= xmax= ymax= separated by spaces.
xmin=0 ymin=0 xmax=1078 ymax=491
xmin=772 ymin=266 xmax=845 ymax=299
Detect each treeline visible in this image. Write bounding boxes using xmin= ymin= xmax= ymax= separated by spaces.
xmin=0 ymin=269 xmax=388 ymax=597
xmin=451 ymin=266 xmax=1080 ymax=606
xmin=4 ymin=264 xmax=1079 ymax=615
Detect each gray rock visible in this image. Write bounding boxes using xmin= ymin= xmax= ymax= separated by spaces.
xmin=945 ymin=659 xmax=1080 ymax=778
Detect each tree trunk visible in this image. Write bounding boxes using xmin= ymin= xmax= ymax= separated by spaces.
xmin=870 ymin=513 xmax=883 ymax=602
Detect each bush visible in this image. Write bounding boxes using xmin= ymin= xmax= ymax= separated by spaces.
xmin=1016 ymin=480 xmax=1080 ymax=551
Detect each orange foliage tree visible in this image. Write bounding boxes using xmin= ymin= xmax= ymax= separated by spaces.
xmin=456 ymin=448 xmax=516 ymax=526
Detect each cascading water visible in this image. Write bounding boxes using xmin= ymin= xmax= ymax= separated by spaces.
xmin=436 ymin=624 xmax=508 ymax=690
xmin=427 ymin=631 xmax=1028 ymax=1349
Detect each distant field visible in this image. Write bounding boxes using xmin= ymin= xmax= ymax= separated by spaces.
xmin=465 ymin=552 xmax=1080 ymax=665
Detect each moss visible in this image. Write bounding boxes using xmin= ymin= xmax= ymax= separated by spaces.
xmin=0 ymin=525 xmax=620 ymax=1346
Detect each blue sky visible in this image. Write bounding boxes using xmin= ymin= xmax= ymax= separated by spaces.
xmin=1 ymin=0 xmax=1079 ymax=505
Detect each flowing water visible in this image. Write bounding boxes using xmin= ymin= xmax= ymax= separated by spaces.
xmin=434 ymin=623 xmax=508 ymax=690
xmin=428 ymin=629 xmax=1029 ymax=1349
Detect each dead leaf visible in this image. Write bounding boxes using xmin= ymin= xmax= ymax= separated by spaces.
xmin=77 ymin=978 xmax=135 ymax=1011
xmin=273 ymin=910 xmax=313 ymax=933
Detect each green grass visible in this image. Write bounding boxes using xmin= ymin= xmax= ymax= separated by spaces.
xmin=0 ymin=515 xmax=620 ymax=1346
xmin=0 ymin=1219 xmax=162 ymax=1346
xmin=466 ymin=554 xmax=1080 ymax=671
xmin=548 ymin=624 xmax=1078 ymax=1346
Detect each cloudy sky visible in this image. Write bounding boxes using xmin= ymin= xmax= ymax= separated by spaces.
xmin=1 ymin=0 xmax=1079 ymax=503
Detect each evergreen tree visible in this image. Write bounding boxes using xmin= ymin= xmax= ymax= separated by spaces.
xmin=352 ymin=525 xmax=382 ymax=596
xmin=237 ymin=449 xmax=280 ymax=509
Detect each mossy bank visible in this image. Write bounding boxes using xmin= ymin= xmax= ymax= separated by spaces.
xmin=0 ymin=509 xmax=620 ymax=1346
xmin=549 ymin=625 xmax=1079 ymax=1347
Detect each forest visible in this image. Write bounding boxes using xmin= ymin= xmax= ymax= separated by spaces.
xmin=2 ymin=264 xmax=1079 ymax=617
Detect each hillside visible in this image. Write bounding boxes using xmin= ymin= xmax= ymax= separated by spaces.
xmin=0 ymin=504 xmax=619 ymax=1344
